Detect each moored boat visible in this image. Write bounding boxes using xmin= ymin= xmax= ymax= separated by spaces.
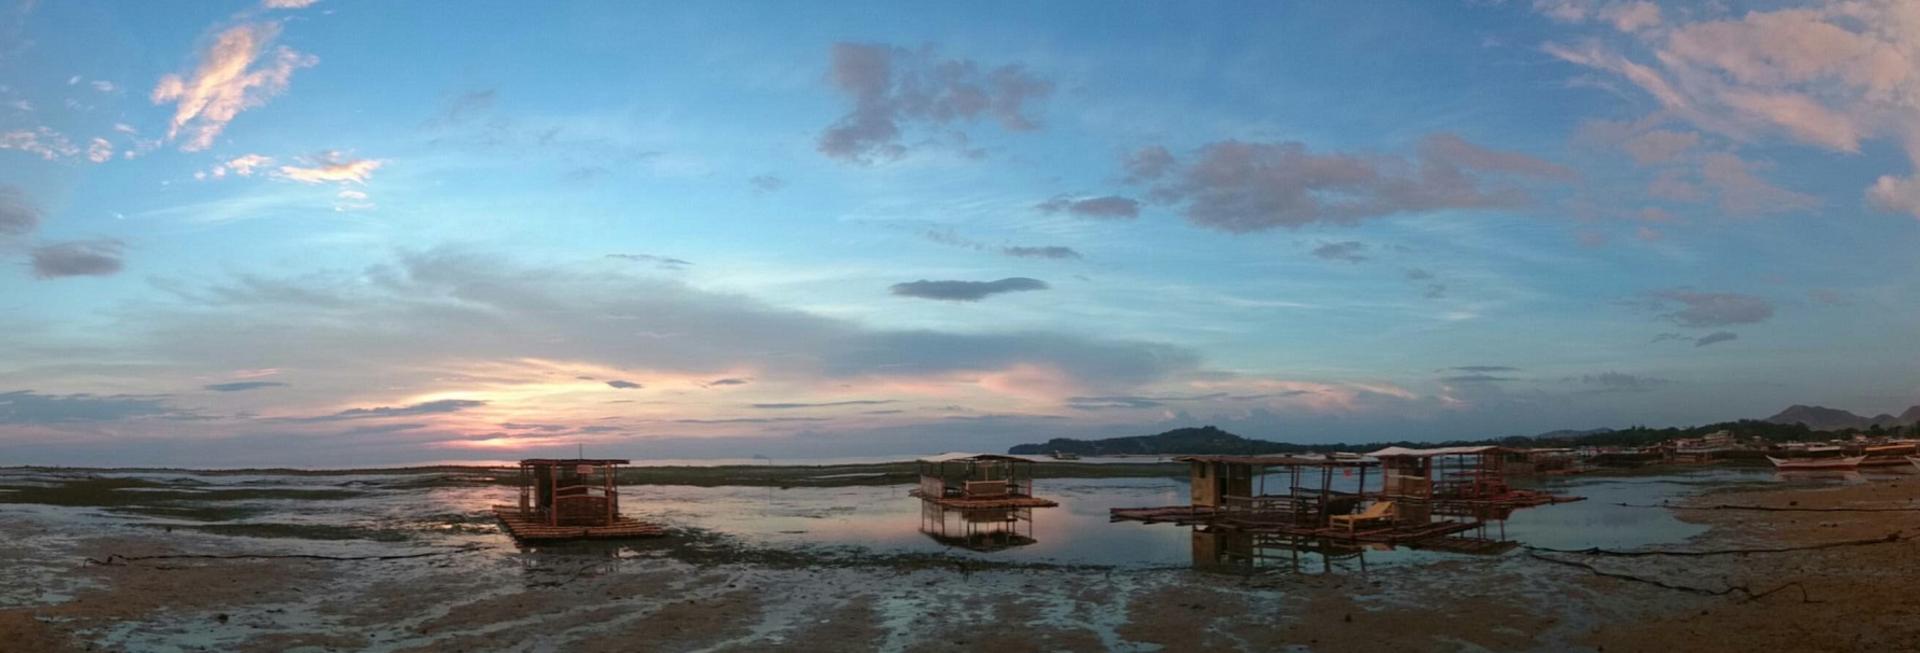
xmin=1767 ymin=455 xmax=1867 ymax=471
xmin=1860 ymin=442 xmax=1920 ymax=467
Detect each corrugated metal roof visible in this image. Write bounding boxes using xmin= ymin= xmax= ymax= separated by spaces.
xmin=1174 ymin=454 xmax=1375 ymax=467
xmin=917 ymin=452 xmax=1037 ymax=464
xmin=518 ymin=458 xmax=632 ymax=465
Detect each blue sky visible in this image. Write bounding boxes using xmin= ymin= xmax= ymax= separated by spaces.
xmin=2 ymin=0 xmax=1917 ymax=466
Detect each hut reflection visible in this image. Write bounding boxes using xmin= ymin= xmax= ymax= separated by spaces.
xmin=919 ymin=500 xmax=1037 ymax=552
xmin=1189 ymin=526 xmax=1373 ymax=575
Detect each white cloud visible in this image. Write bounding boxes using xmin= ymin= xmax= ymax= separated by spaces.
xmin=85 ymin=137 xmax=112 ymax=163
xmin=277 ymin=152 xmax=383 ymax=184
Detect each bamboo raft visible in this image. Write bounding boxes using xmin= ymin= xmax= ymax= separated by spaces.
xmin=492 ymin=505 xmax=665 ymax=541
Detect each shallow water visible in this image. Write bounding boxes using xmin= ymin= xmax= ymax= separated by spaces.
xmin=3 ymin=465 xmax=1909 ymax=578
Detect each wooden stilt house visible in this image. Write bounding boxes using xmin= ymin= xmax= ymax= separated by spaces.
xmin=492 ymin=458 xmax=664 ymax=541
xmin=910 ymin=453 xmax=1059 ymax=509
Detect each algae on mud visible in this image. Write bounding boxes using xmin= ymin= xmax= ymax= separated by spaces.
xmin=5 ymin=464 xmax=1918 ymax=651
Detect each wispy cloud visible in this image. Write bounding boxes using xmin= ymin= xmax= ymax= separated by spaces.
xmin=0 ymin=184 xmax=40 ymax=236
xmin=1692 ymin=331 xmax=1738 ymax=347
xmin=152 ymin=21 xmax=317 ymax=151
xmin=607 ymin=253 xmax=693 ymax=270
xmin=1001 ymin=245 xmax=1081 ymax=260
xmin=748 ymin=174 xmax=786 ymax=193
xmin=750 ymin=400 xmax=897 ymax=410
xmin=1572 ymin=371 xmax=1669 ymax=392
xmin=1311 ymin=241 xmax=1367 ymax=263
xmin=1036 ymin=195 xmax=1140 ymax=219
xmin=204 ymin=381 xmax=288 ymax=392
xmin=922 ymin=229 xmax=1082 ymax=260
xmin=277 ymin=151 xmax=383 ymax=184
xmin=286 ymin=399 xmax=488 ymax=423
xmin=0 ymin=390 xmax=184 ymax=424
xmin=1129 ymin=133 xmax=1572 ymax=233
xmin=1641 ymin=289 xmax=1774 ymax=327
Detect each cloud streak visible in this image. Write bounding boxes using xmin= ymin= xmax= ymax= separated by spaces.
xmin=1131 ymin=133 xmax=1573 ymax=233
xmin=0 ymin=391 xmax=184 ymax=424
xmin=287 ymin=399 xmax=488 ymax=422
xmin=1036 ymin=195 xmax=1140 ymax=219
xmin=31 ymin=240 xmax=125 ymax=279
xmin=1643 ymin=289 xmax=1774 ymax=328
xmin=277 ymin=152 xmax=383 ymax=184
xmin=204 ymin=381 xmax=288 ymax=392
xmin=890 ymin=277 xmax=1048 ymax=301
xmin=0 ymin=184 xmax=39 ymax=236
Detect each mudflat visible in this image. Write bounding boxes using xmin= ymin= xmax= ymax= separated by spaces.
xmin=2 ymin=467 xmax=1917 ymax=652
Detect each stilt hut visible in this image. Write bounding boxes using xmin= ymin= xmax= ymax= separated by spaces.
xmin=1368 ymin=446 xmax=1582 ymax=519
xmin=1111 ymin=454 xmax=1482 ymax=546
xmin=910 ymin=453 xmax=1058 ymax=509
xmin=492 ymin=458 xmax=664 ymax=541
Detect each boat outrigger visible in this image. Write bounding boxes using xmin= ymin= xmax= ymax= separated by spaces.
xmin=1766 ymin=455 xmax=1867 ymax=471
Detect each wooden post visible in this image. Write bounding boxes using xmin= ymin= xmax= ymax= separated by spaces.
xmin=548 ymin=463 xmax=558 ymax=527
xmin=1319 ymin=464 xmax=1332 ymax=524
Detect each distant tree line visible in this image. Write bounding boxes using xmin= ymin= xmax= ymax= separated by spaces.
xmin=1009 ymin=420 xmax=1920 ymax=456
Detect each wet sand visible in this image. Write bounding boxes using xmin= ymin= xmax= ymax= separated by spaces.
xmin=3 ymin=470 xmax=1919 ymax=652
xmin=1585 ymin=476 xmax=1920 ymax=652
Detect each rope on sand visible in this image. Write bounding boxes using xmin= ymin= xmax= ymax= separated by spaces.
xmin=1524 ymin=532 xmax=1918 ymax=603
xmin=1524 ymin=552 xmax=1820 ymax=603
xmin=1524 ymin=531 xmax=1911 ymax=558
xmin=1613 ymin=501 xmax=1920 ymax=513
xmin=84 ymin=545 xmax=486 ymax=566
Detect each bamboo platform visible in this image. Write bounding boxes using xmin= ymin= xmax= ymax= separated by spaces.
xmin=492 ymin=505 xmax=665 ymax=541
xmin=909 ymin=491 xmax=1059 ymax=509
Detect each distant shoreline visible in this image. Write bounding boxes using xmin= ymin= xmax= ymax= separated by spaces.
xmin=0 ymin=460 xmax=1190 ymax=487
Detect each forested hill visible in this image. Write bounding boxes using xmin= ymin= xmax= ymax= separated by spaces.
xmin=1008 ymin=418 xmax=1898 ymax=456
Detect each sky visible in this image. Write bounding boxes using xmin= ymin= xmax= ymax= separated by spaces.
xmin=2 ymin=0 xmax=1917 ymax=467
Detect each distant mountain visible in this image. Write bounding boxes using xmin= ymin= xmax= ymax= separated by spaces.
xmin=1012 ymin=408 xmax=1920 ymax=459
xmin=1008 ymin=426 xmax=1305 ymax=457
xmin=1764 ymin=404 xmax=1920 ymax=431
xmin=1527 ymin=428 xmax=1616 ymax=441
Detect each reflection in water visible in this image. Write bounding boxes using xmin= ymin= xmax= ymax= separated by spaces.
xmin=1189 ymin=527 xmax=1375 ymax=575
xmin=1774 ymin=470 xmax=1867 ymax=484
xmin=919 ymin=500 xmax=1036 ymax=552
xmin=507 ymin=540 xmax=654 ymax=588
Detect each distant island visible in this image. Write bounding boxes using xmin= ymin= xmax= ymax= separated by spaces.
xmin=1010 ymin=404 xmax=1920 ymax=456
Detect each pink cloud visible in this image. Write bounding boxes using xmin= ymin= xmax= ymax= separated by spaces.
xmin=152 ymin=22 xmax=317 ymax=151
xmin=277 ymin=152 xmax=383 ymax=184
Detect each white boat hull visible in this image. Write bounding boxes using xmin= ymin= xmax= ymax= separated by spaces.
xmin=1767 ymin=455 xmax=1867 ymax=471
